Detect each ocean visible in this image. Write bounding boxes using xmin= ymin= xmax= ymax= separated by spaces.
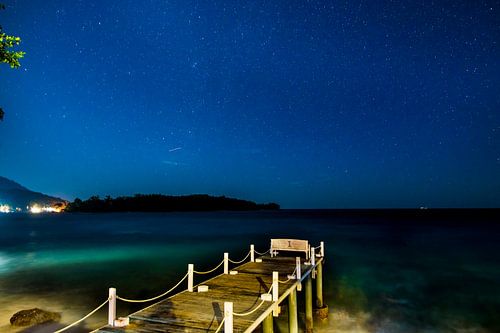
xmin=0 ymin=210 xmax=499 ymax=333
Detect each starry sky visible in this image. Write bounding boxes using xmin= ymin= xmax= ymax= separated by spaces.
xmin=0 ymin=0 xmax=499 ymax=208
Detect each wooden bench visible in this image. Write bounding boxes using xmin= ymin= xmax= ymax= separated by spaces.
xmin=270 ymin=239 xmax=310 ymax=259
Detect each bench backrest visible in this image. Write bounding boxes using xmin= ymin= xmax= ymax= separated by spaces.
xmin=270 ymin=239 xmax=309 ymax=258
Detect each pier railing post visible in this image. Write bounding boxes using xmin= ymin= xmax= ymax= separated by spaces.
xmin=311 ymin=247 xmax=316 ymax=266
xmin=272 ymin=271 xmax=279 ymax=317
xmin=188 ymin=264 xmax=194 ymax=292
xmin=224 ymin=252 xmax=229 ymax=274
xmin=296 ymin=257 xmax=302 ymax=291
xmin=311 ymin=247 xmax=316 ymax=278
xmin=250 ymin=244 xmax=255 ymax=262
xmin=108 ymin=287 xmax=116 ymax=326
xmin=320 ymin=241 xmax=325 ymax=257
xmin=224 ymin=302 xmax=233 ymax=333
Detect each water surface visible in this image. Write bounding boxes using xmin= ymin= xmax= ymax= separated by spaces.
xmin=0 ymin=210 xmax=499 ymax=332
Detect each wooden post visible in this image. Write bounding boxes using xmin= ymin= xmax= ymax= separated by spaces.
xmin=224 ymin=252 xmax=229 ymax=274
xmin=272 ymin=271 xmax=279 ymax=317
xmin=288 ymin=288 xmax=298 ymax=333
xmin=296 ymin=257 xmax=302 ymax=291
xmin=250 ymin=244 xmax=255 ymax=262
xmin=305 ymin=275 xmax=313 ymax=333
xmin=311 ymin=247 xmax=316 ymax=279
xmin=224 ymin=302 xmax=233 ymax=333
xmin=320 ymin=241 xmax=325 ymax=257
xmin=316 ymin=260 xmax=323 ymax=308
xmin=188 ymin=264 xmax=194 ymax=292
xmin=263 ymin=312 xmax=274 ymax=333
xmin=108 ymin=287 xmax=116 ymax=326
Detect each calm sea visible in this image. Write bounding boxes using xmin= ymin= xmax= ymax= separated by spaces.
xmin=0 ymin=210 xmax=499 ymax=333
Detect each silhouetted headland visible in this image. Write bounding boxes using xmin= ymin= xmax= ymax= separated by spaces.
xmin=64 ymin=194 xmax=280 ymax=212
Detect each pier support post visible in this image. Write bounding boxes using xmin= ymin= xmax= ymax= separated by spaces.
xmin=188 ymin=264 xmax=194 ymax=292
xmin=320 ymin=241 xmax=325 ymax=257
xmin=224 ymin=302 xmax=233 ymax=333
xmin=224 ymin=252 xmax=229 ymax=274
xmin=263 ymin=312 xmax=274 ymax=333
xmin=250 ymin=244 xmax=255 ymax=262
xmin=108 ymin=287 xmax=116 ymax=326
xmin=305 ymin=275 xmax=313 ymax=333
xmin=314 ymin=259 xmax=329 ymax=319
xmin=272 ymin=271 xmax=279 ymax=317
xmin=315 ymin=260 xmax=323 ymax=308
xmin=288 ymin=288 xmax=298 ymax=333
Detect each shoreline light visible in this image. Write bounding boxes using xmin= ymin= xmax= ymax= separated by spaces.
xmin=0 ymin=204 xmax=13 ymax=213
xmin=29 ymin=204 xmax=65 ymax=214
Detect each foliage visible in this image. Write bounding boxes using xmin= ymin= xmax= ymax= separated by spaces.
xmin=65 ymin=194 xmax=280 ymax=212
xmin=0 ymin=4 xmax=25 ymax=122
xmin=0 ymin=4 xmax=25 ymax=69
xmin=0 ymin=30 xmax=24 ymax=68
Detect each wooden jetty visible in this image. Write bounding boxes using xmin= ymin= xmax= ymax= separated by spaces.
xmin=87 ymin=240 xmax=327 ymax=333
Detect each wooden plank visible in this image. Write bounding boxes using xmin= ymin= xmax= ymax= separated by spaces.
xmin=94 ymin=256 xmax=320 ymax=333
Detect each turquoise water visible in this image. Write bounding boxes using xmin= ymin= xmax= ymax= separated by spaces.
xmin=0 ymin=211 xmax=499 ymax=332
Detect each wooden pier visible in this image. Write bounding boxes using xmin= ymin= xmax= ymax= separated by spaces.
xmin=86 ymin=240 xmax=326 ymax=333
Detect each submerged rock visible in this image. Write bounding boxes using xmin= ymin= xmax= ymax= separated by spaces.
xmin=10 ymin=308 xmax=61 ymax=327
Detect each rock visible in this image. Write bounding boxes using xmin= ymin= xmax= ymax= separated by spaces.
xmin=10 ymin=308 xmax=61 ymax=327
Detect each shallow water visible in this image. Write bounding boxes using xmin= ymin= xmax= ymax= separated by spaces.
xmin=0 ymin=211 xmax=499 ymax=332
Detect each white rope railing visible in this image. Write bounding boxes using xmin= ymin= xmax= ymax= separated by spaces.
xmin=278 ymin=266 xmax=297 ymax=284
xmin=51 ymin=243 xmax=297 ymax=333
xmin=53 ymin=298 xmax=109 ymax=333
xmin=228 ymin=251 xmax=251 ymax=264
xmin=194 ymin=259 xmax=225 ymax=275
xmin=233 ymin=299 xmax=267 ymax=317
xmin=254 ymin=249 xmax=270 ymax=256
xmin=233 ymin=285 xmax=273 ymax=317
xmin=214 ymin=317 xmax=226 ymax=333
xmin=117 ymin=272 xmax=189 ymax=303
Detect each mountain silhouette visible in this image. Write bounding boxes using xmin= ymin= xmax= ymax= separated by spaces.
xmin=0 ymin=176 xmax=66 ymax=209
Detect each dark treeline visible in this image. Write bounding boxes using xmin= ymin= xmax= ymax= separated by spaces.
xmin=65 ymin=194 xmax=280 ymax=212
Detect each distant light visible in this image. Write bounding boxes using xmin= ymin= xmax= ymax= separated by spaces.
xmin=29 ymin=204 xmax=65 ymax=214
xmin=30 ymin=205 xmax=43 ymax=214
xmin=0 ymin=204 xmax=13 ymax=213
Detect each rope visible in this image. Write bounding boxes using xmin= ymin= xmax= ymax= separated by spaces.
xmin=228 ymin=251 xmax=250 ymax=264
xmin=233 ymin=299 xmax=266 ymax=317
xmin=254 ymin=249 xmax=270 ymax=256
xmin=278 ymin=267 xmax=297 ymax=284
xmin=194 ymin=259 xmax=225 ymax=275
xmin=53 ymin=298 xmax=109 ymax=333
xmin=214 ymin=317 xmax=225 ymax=333
xmin=233 ymin=285 xmax=273 ymax=317
xmin=117 ymin=272 xmax=188 ymax=303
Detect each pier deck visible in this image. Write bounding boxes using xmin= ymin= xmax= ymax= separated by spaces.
xmin=93 ymin=253 xmax=323 ymax=333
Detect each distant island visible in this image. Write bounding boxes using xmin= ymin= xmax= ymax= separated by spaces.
xmin=0 ymin=176 xmax=279 ymax=214
xmin=64 ymin=194 xmax=280 ymax=212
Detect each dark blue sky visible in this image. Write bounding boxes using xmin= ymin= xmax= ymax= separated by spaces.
xmin=1 ymin=0 xmax=499 ymax=208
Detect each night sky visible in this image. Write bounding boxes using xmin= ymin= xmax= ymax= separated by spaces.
xmin=1 ymin=0 xmax=499 ymax=208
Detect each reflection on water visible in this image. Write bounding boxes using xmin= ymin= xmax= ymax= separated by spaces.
xmin=0 ymin=211 xmax=499 ymax=333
